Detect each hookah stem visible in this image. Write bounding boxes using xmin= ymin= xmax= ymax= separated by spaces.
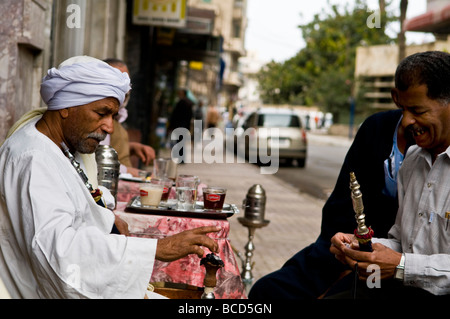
xmin=349 ymin=171 xmax=373 ymax=297
xmin=60 ymin=143 xmax=117 ymax=234
xmin=349 ymin=172 xmax=373 ymax=252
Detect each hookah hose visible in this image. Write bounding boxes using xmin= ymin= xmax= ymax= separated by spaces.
xmin=61 ymin=142 xmax=120 ymax=234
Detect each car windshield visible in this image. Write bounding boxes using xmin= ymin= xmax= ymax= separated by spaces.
xmin=257 ymin=114 xmax=301 ymax=128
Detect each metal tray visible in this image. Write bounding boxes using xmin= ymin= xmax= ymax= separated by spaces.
xmin=125 ymin=196 xmax=239 ymax=219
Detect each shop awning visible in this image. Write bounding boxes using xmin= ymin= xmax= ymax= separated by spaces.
xmin=404 ymin=4 xmax=450 ymax=34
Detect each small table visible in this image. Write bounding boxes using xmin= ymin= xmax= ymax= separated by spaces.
xmin=117 ymin=179 xmax=144 ymax=203
xmin=114 ymin=181 xmax=247 ymax=299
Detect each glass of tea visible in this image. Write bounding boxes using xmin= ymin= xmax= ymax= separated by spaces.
xmin=202 ymin=187 xmax=227 ymax=211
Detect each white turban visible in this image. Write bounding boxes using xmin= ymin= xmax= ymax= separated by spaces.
xmin=40 ymin=56 xmax=131 ymax=110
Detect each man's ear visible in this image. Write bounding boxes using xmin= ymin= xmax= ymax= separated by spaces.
xmin=59 ymin=108 xmax=69 ymax=119
xmin=391 ymin=88 xmax=400 ymax=107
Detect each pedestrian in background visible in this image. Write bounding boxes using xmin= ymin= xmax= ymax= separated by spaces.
xmin=206 ymin=104 xmax=220 ymax=129
xmin=103 ymin=58 xmax=155 ymax=175
xmin=168 ymin=88 xmax=193 ymax=163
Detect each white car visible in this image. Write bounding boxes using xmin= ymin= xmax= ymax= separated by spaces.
xmin=232 ymin=108 xmax=307 ymax=167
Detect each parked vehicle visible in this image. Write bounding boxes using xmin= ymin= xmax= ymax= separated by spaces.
xmin=232 ymin=108 xmax=307 ymax=167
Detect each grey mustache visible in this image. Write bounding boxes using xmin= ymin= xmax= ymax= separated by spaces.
xmin=87 ymin=132 xmax=107 ymax=141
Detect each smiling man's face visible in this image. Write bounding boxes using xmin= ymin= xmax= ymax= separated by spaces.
xmin=392 ymin=84 xmax=450 ymax=159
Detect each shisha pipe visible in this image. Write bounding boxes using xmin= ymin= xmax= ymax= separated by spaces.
xmin=60 ymin=142 xmax=105 ymax=208
xmin=349 ymin=172 xmax=373 ymax=252
xmin=61 ymin=142 xmax=123 ymax=235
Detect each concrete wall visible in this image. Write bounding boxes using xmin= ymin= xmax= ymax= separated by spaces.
xmin=0 ymin=0 xmax=127 ymax=142
xmin=355 ymin=40 xmax=450 ymax=77
xmin=51 ymin=0 xmax=126 ymax=65
xmin=0 ymin=0 xmax=53 ymax=141
xmin=355 ymin=40 xmax=450 ymax=109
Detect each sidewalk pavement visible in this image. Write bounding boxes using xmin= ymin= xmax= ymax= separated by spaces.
xmin=167 ymin=132 xmax=353 ymax=291
xmin=307 ymin=130 xmax=354 ymax=148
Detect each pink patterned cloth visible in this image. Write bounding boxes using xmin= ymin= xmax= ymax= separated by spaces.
xmin=116 ymin=180 xmax=142 ymax=203
xmin=114 ymin=201 xmax=247 ymax=299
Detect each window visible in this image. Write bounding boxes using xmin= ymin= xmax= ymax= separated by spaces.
xmin=258 ymin=114 xmax=301 ymax=128
xmin=232 ymin=19 xmax=241 ymax=38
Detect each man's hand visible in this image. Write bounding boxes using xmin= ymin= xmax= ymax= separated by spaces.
xmin=330 ymin=232 xmax=357 ymax=264
xmin=330 ymin=232 xmax=402 ymax=280
xmin=156 ymin=226 xmax=220 ymax=262
xmin=129 ymin=142 xmax=155 ymax=166
xmin=114 ymin=215 xmax=130 ymax=236
xmin=126 ymin=166 xmax=141 ymax=177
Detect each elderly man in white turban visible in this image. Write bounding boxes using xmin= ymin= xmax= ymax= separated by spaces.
xmin=0 ymin=56 xmax=219 ymax=299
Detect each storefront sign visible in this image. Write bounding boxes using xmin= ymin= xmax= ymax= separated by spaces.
xmin=133 ymin=0 xmax=187 ymax=28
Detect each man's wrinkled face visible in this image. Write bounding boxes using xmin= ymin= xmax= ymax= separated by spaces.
xmin=392 ymin=84 xmax=450 ymax=157
xmin=63 ymin=97 xmax=119 ymax=154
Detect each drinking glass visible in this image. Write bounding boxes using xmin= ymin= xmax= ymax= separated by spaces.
xmin=151 ymin=177 xmax=173 ymax=202
xmin=153 ymin=158 xmax=169 ymax=179
xmin=175 ymin=175 xmax=198 ymax=210
xmin=139 ymin=184 xmax=164 ymax=208
xmin=203 ymin=187 xmax=227 ymax=211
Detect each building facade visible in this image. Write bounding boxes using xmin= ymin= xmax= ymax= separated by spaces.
xmin=355 ymin=0 xmax=450 ymax=110
xmin=184 ymin=0 xmax=247 ymax=114
xmin=0 ymin=0 xmax=53 ymax=141
xmin=0 ymin=0 xmax=127 ymax=141
xmin=0 ymin=0 xmax=247 ymax=146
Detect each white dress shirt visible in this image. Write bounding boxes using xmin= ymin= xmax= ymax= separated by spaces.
xmin=374 ymin=145 xmax=450 ymax=296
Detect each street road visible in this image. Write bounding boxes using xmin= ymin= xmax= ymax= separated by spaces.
xmin=221 ymin=132 xmax=351 ymax=200
xmin=274 ymin=142 xmax=350 ymax=200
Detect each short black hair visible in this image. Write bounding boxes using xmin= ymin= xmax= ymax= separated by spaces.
xmin=395 ymin=51 xmax=450 ymax=103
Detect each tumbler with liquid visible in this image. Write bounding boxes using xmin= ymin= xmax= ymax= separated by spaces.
xmin=140 ymin=184 xmax=164 ymax=208
xmin=175 ymin=175 xmax=198 ymax=210
xmin=151 ymin=177 xmax=173 ymax=202
xmin=203 ymin=187 xmax=227 ymax=211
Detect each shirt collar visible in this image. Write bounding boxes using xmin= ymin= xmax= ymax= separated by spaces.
xmin=414 ymin=145 xmax=450 ymax=163
xmin=444 ymin=145 xmax=450 ymax=158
